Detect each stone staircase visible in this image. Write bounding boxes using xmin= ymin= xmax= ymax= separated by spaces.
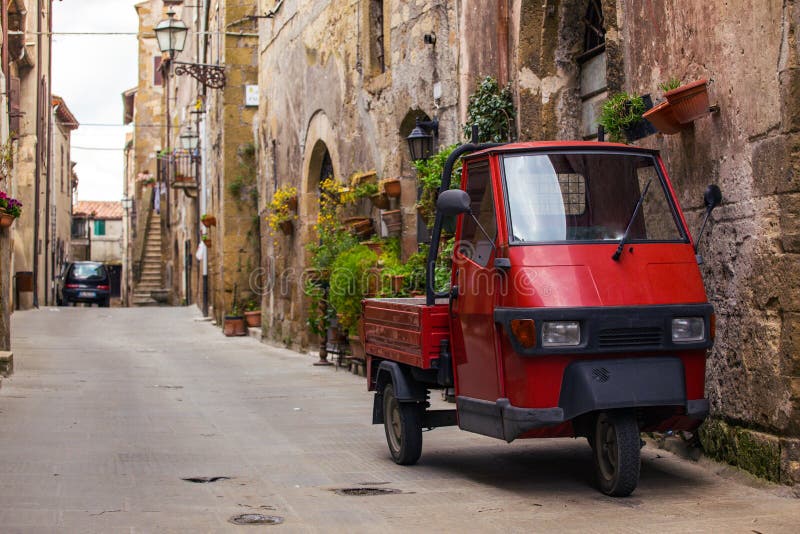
xmin=132 ymin=213 xmax=166 ymax=306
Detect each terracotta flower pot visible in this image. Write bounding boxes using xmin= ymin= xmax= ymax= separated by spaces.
xmin=382 ymin=178 xmax=402 ymax=198
xmin=665 ymin=79 xmax=710 ymax=124
xmin=279 ymin=220 xmax=293 ymax=236
xmin=391 ymin=274 xmax=406 ymax=294
xmin=381 ymin=209 xmax=402 ymax=236
xmin=348 ymin=334 xmax=366 ymax=361
xmin=202 ymin=238 xmax=211 ymax=248
xmin=287 ymin=195 xmax=298 ymax=212
xmin=370 ymin=192 xmax=390 ymax=209
xmin=643 ymin=101 xmax=685 ymax=135
xmin=201 ymin=215 xmax=217 ymax=228
xmin=363 ymin=240 xmax=384 ymax=256
xmin=244 ymin=310 xmax=261 ymax=328
xmin=0 ymin=212 xmax=16 ymax=228
xmin=223 ymin=316 xmax=247 ymax=336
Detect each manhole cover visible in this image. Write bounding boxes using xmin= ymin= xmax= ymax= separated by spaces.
xmin=229 ymin=514 xmax=284 ymax=525
xmin=334 ymin=487 xmax=401 ymax=496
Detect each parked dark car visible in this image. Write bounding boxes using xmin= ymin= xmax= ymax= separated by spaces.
xmin=58 ymin=262 xmax=111 ymax=307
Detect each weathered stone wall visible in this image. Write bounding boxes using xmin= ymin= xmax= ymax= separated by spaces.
xmin=256 ymin=0 xmax=461 ymax=351
xmin=198 ymin=0 xmax=260 ymax=322
xmin=505 ymin=0 xmax=800 ymax=484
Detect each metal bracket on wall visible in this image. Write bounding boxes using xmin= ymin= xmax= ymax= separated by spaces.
xmin=173 ymin=62 xmax=226 ymax=90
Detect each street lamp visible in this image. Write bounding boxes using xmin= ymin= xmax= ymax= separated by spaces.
xmin=153 ymin=9 xmax=188 ymax=60
xmin=180 ymin=124 xmax=199 ymax=151
xmin=406 ymin=117 xmax=439 ymax=161
xmin=154 ymin=10 xmax=226 ymax=89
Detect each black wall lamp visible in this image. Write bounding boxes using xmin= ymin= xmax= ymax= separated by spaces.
xmin=406 ymin=117 xmax=439 ymax=161
xmin=155 ymin=9 xmax=226 ymax=89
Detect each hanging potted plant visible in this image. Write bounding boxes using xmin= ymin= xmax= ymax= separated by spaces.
xmin=201 ymin=234 xmax=211 ymax=248
xmin=200 ymin=213 xmax=217 ymax=227
xmin=598 ymin=92 xmax=656 ymax=143
xmin=643 ymin=78 xmax=687 ymax=135
xmin=0 ymin=191 xmax=22 ymax=228
xmin=381 ymin=178 xmax=402 ymax=198
xmin=665 ymin=79 xmax=710 ymax=124
xmin=267 ymin=185 xmax=298 ymax=237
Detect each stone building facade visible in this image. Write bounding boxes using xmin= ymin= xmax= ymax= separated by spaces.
xmin=256 ymin=0 xmax=462 ymax=348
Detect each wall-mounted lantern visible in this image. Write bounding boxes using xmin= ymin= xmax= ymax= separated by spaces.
xmin=406 ymin=118 xmax=439 ymax=161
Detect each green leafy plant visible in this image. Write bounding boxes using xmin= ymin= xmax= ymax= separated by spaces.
xmin=598 ymin=92 xmax=646 ymax=143
xmin=353 ymin=182 xmax=378 ymax=199
xmin=0 ymin=137 xmax=14 ymax=182
xmin=244 ymin=299 xmax=259 ymax=312
xmin=413 ymin=144 xmax=462 ymax=228
xmin=229 ymin=143 xmax=258 ymax=205
xmin=329 ymin=244 xmax=378 ymax=337
xmin=658 ymin=77 xmax=681 ymax=93
xmin=462 ymin=76 xmax=517 ymax=143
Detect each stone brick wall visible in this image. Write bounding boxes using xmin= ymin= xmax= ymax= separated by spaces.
xmin=504 ymin=0 xmax=799 ymax=484
xmin=256 ymin=0 xmax=461 ymax=351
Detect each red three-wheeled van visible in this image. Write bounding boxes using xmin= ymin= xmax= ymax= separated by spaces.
xmin=362 ymin=138 xmax=721 ymax=496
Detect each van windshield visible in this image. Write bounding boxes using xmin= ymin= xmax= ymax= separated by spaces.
xmin=502 ymin=152 xmax=685 ymax=244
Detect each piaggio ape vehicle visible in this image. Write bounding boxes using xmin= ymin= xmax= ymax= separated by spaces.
xmin=362 ymin=137 xmax=721 ymax=496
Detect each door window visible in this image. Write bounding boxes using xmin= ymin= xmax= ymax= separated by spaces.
xmin=459 ymin=161 xmax=497 ymax=267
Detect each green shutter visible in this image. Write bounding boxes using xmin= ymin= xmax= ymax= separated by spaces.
xmin=94 ymin=220 xmax=106 ymax=236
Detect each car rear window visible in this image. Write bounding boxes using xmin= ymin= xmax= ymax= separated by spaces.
xmin=70 ymin=264 xmax=107 ymax=280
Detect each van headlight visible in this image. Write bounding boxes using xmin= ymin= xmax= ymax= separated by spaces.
xmin=541 ymin=321 xmax=581 ymax=347
xmin=671 ymin=317 xmax=705 ymax=343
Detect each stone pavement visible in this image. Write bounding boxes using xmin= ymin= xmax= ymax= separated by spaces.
xmin=0 ymin=307 xmax=797 ymax=533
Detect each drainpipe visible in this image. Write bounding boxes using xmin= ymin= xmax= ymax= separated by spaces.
xmin=32 ymin=0 xmax=43 ymax=308
xmin=200 ymin=0 xmax=210 ymax=317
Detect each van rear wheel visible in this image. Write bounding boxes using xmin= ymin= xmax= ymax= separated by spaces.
xmin=382 ymin=383 xmax=422 ymax=465
xmin=593 ymin=411 xmax=640 ymax=497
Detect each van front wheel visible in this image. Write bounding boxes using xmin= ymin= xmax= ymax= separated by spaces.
xmin=382 ymin=383 xmax=422 ymax=465
xmin=593 ymin=411 xmax=640 ymax=497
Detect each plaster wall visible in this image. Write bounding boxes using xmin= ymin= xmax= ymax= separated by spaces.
xmin=89 ymin=219 xmax=123 ymax=264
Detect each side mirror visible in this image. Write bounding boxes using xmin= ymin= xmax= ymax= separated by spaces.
xmin=704 ymin=184 xmax=722 ymax=210
xmin=695 ymin=184 xmax=723 ymax=256
xmin=436 ymin=189 xmax=471 ymax=216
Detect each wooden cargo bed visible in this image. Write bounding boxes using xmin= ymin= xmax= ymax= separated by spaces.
xmin=362 ymin=298 xmax=449 ymax=370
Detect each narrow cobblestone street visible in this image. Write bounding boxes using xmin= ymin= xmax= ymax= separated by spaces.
xmin=0 ymin=307 xmax=796 ymax=532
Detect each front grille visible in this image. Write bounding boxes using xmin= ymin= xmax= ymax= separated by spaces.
xmin=597 ymin=327 xmax=663 ymax=348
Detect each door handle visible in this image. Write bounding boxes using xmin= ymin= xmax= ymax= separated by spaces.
xmin=449 ymin=284 xmax=459 ymax=317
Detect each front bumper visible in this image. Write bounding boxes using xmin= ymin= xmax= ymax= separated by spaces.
xmin=457 ymin=356 xmax=709 ymax=442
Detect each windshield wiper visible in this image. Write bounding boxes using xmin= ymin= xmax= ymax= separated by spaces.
xmin=612 ymin=178 xmax=652 ymax=261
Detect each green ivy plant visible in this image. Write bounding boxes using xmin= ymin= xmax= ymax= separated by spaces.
xmin=462 ymin=76 xmax=517 ymax=143
xmin=598 ymin=92 xmax=646 ymax=143
xmin=413 ymin=144 xmax=462 ymax=229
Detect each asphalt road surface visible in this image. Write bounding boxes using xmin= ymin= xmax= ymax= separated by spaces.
xmin=0 ymin=307 xmax=797 ymax=532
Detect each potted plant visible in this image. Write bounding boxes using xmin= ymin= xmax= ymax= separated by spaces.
xmin=665 ymin=79 xmax=710 ymax=124
xmin=598 ymin=92 xmax=656 ymax=143
xmin=244 ymin=300 xmax=261 ymax=328
xmin=201 ymin=213 xmax=217 ymax=227
xmin=201 ymin=234 xmax=211 ymax=248
xmin=329 ymin=244 xmax=378 ymax=361
xmin=267 ymin=184 xmax=298 ymax=236
xmin=223 ymin=302 xmax=247 ymax=337
xmin=413 ymin=144 xmax=462 ymax=229
xmin=643 ymin=78 xmax=686 ymax=135
xmin=0 ymin=191 xmax=22 ymax=228
xmin=381 ymin=178 xmax=402 ymax=198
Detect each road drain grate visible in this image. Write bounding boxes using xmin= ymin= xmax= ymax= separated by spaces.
xmin=229 ymin=514 xmax=284 ymax=525
xmin=334 ymin=487 xmax=401 ymax=496
xmin=181 ymin=476 xmax=230 ymax=483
